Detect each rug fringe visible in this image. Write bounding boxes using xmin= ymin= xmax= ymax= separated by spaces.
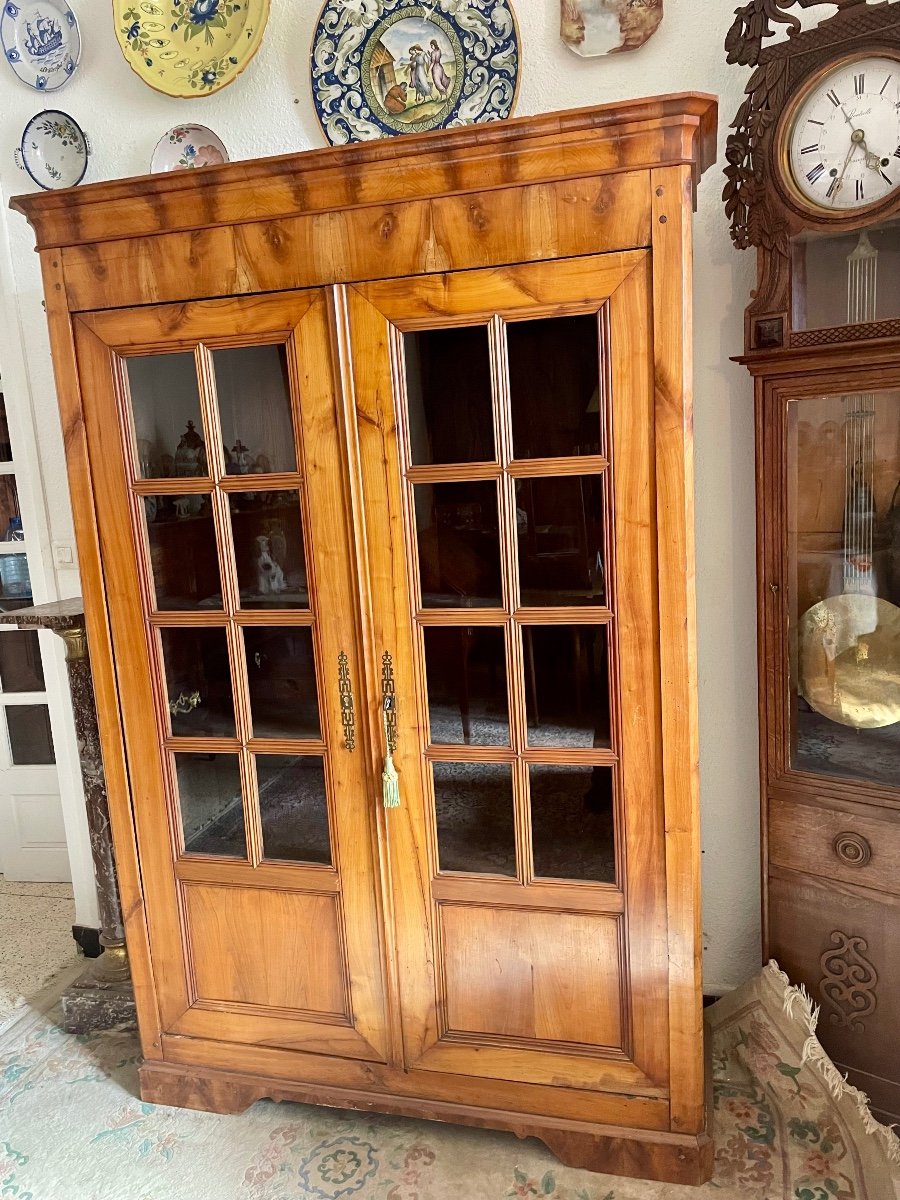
xmin=765 ymin=959 xmax=900 ymax=1168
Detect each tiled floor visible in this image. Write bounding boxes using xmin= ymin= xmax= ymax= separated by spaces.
xmin=0 ymin=874 xmax=80 ymax=1031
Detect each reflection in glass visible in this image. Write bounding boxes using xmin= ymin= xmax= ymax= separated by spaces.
xmin=161 ymin=628 xmax=234 ymax=737
xmin=213 ymin=345 xmax=297 ymax=475
xmin=525 ymin=625 xmax=610 ymax=749
xmin=415 ymin=480 xmax=502 ymax=608
xmin=530 ymin=765 xmax=615 ymax=882
xmin=257 ymin=755 xmax=331 ymax=865
xmin=229 ymin=492 xmax=308 ymax=610
xmin=508 ymin=315 xmax=601 ymax=460
xmin=175 ymin=753 xmax=246 ymax=857
xmin=127 ymin=353 xmax=206 ymax=480
xmin=0 ymin=552 xmax=32 ymax=610
xmin=792 ymin=221 xmax=900 ymax=331
xmin=433 ymin=761 xmax=516 ymax=875
xmin=144 ymin=494 xmax=222 ymax=611
xmin=0 ymin=477 xmax=22 ymax=539
xmin=406 ymin=326 xmax=495 ymax=465
xmin=244 ymin=628 xmax=320 ymax=740
xmin=0 ymin=630 xmax=45 ymax=692
xmin=423 ymin=626 xmax=509 ymax=746
xmin=517 ymin=476 xmax=605 ymax=606
xmin=6 ymin=704 xmax=55 ymax=765
xmin=788 ymin=390 xmax=900 ymax=788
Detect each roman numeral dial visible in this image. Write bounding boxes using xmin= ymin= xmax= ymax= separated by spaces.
xmin=787 ymin=55 xmax=900 ymax=213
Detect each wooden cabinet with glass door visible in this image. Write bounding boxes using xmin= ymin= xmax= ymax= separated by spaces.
xmin=11 ymin=95 xmax=717 ymax=1185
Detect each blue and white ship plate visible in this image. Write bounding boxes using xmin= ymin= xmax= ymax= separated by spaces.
xmin=311 ymin=0 xmax=520 ymax=145
xmin=1 ymin=0 xmax=81 ymax=91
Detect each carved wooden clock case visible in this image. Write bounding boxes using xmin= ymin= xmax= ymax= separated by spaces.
xmin=725 ymin=0 xmax=900 ymax=1125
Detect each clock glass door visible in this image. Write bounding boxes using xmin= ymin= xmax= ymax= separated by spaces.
xmin=75 ymin=291 xmax=390 ymax=1064
xmin=348 ymin=253 xmax=670 ymax=1104
xmin=786 ymin=382 xmax=900 ymax=787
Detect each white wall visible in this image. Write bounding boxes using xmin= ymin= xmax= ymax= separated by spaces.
xmin=0 ymin=0 xmax=765 ymax=991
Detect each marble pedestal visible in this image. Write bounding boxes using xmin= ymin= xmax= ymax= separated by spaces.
xmin=0 ymin=599 xmax=136 ymax=1032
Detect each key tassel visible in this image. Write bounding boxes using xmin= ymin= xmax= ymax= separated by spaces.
xmin=382 ymin=751 xmax=400 ymax=808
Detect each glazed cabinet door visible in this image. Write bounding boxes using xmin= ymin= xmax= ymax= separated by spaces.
xmin=346 ymin=253 xmax=670 ymax=1102
xmin=74 ymin=291 xmax=390 ymax=1063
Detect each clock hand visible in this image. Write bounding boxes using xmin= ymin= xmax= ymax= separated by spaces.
xmin=829 ymin=137 xmax=859 ymax=202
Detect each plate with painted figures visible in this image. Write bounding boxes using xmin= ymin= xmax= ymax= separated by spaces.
xmin=151 ymin=123 xmax=229 ymax=171
xmin=15 ymin=108 xmax=88 ymax=189
xmin=311 ymin=0 xmax=520 ymax=145
xmin=113 ymin=0 xmax=270 ymax=98
xmin=1 ymin=0 xmax=80 ymax=91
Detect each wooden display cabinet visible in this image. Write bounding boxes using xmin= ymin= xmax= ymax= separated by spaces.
xmin=12 ymin=95 xmax=717 ymax=1184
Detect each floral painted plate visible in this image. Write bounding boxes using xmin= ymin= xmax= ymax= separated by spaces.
xmin=113 ymin=0 xmax=270 ymax=98
xmin=311 ymin=0 xmax=520 ymax=145
xmin=151 ymin=123 xmax=229 ymax=172
xmin=15 ymin=108 xmax=88 ymax=189
xmin=1 ymin=0 xmax=81 ymax=91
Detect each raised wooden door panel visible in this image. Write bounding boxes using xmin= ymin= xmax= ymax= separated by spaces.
xmin=347 ymin=253 xmax=669 ymax=1099
xmin=74 ymin=290 xmax=390 ymax=1063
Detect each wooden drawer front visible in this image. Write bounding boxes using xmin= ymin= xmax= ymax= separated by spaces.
xmin=769 ymin=797 xmax=900 ymax=896
xmin=768 ymin=868 xmax=900 ymax=1122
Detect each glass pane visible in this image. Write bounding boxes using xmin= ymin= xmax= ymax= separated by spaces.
xmin=507 ymin=315 xmax=602 ymax=460
xmin=213 ymin=345 xmax=297 ymax=475
xmin=0 ymin=552 xmax=32 ymax=610
xmin=423 ymin=626 xmax=509 ymax=746
xmin=161 ymin=628 xmax=234 ymax=737
xmin=788 ymin=390 xmax=900 ymax=788
xmin=0 ymin=630 xmax=45 ymax=692
xmin=433 ymin=761 xmax=516 ymax=876
xmin=0 ymin=476 xmax=22 ymax=540
xmin=524 ymin=625 xmax=611 ymax=749
xmin=517 ymin=476 xmax=605 ymax=606
xmin=127 ymin=353 xmax=206 ymax=480
xmin=406 ymin=326 xmax=494 ymax=465
xmin=792 ymin=222 xmax=900 ymax=330
xmin=530 ymin=765 xmax=615 ymax=883
xmin=6 ymin=705 xmax=55 ymax=765
xmin=415 ymin=480 xmax=502 ymax=608
xmin=144 ymin=495 xmax=222 ymax=611
xmin=175 ymin=752 xmax=245 ymax=857
xmin=244 ymin=628 xmax=320 ymax=740
xmin=257 ymin=755 xmax=331 ymax=865
xmin=229 ymin=492 xmax=308 ymax=610
xmin=0 ymin=394 xmax=12 ymax=461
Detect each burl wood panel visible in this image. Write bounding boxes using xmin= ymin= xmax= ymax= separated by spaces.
xmin=440 ymin=904 xmax=623 ymax=1049
xmin=182 ymin=883 xmax=347 ymax=1017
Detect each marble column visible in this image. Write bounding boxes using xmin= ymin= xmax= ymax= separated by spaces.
xmin=0 ymin=598 xmax=136 ymax=1031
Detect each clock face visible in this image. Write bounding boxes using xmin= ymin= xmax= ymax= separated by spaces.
xmin=787 ymin=55 xmax=900 ymax=213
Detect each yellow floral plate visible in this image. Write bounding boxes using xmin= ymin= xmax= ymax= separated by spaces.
xmin=113 ymin=0 xmax=270 ymax=98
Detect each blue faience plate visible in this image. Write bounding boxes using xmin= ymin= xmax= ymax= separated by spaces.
xmin=1 ymin=0 xmax=81 ymax=91
xmin=310 ymin=0 xmax=520 ymax=145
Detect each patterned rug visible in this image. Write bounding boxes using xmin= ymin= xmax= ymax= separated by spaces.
xmin=1 ymin=963 xmax=897 ymax=1199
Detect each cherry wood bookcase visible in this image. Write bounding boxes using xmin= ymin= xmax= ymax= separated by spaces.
xmin=12 ymin=96 xmax=717 ymax=1184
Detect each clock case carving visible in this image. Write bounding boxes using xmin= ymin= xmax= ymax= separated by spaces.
xmin=725 ymin=0 xmax=900 ymax=350
xmin=726 ymin=0 xmax=900 ymax=1127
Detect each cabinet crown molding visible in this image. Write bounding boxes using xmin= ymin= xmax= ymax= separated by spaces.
xmin=10 ymin=94 xmax=717 ymax=252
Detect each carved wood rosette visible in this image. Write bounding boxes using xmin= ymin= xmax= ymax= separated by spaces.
xmin=723 ymin=0 xmax=900 ymax=351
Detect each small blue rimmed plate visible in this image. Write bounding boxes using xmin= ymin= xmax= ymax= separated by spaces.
xmin=1 ymin=0 xmax=81 ymax=91
xmin=15 ymin=109 xmax=88 ymax=189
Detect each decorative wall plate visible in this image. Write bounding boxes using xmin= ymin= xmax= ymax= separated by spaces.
xmin=113 ymin=0 xmax=270 ymax=98
xmin=1 ymin=0 xmax=81 ymax=91
xmin=151 ymin=123 xmax=229 ymax=172
xmin=15 ymin=108 xmax=88 ymax=189
xmin=311 ymin=0 xmax=520 ymax=145
xmin=560 ymin=0 xmax=663 ymax=57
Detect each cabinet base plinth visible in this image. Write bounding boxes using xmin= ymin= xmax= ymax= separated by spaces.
xmin=139 ymin=1061 xmax=713 ymax=1186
